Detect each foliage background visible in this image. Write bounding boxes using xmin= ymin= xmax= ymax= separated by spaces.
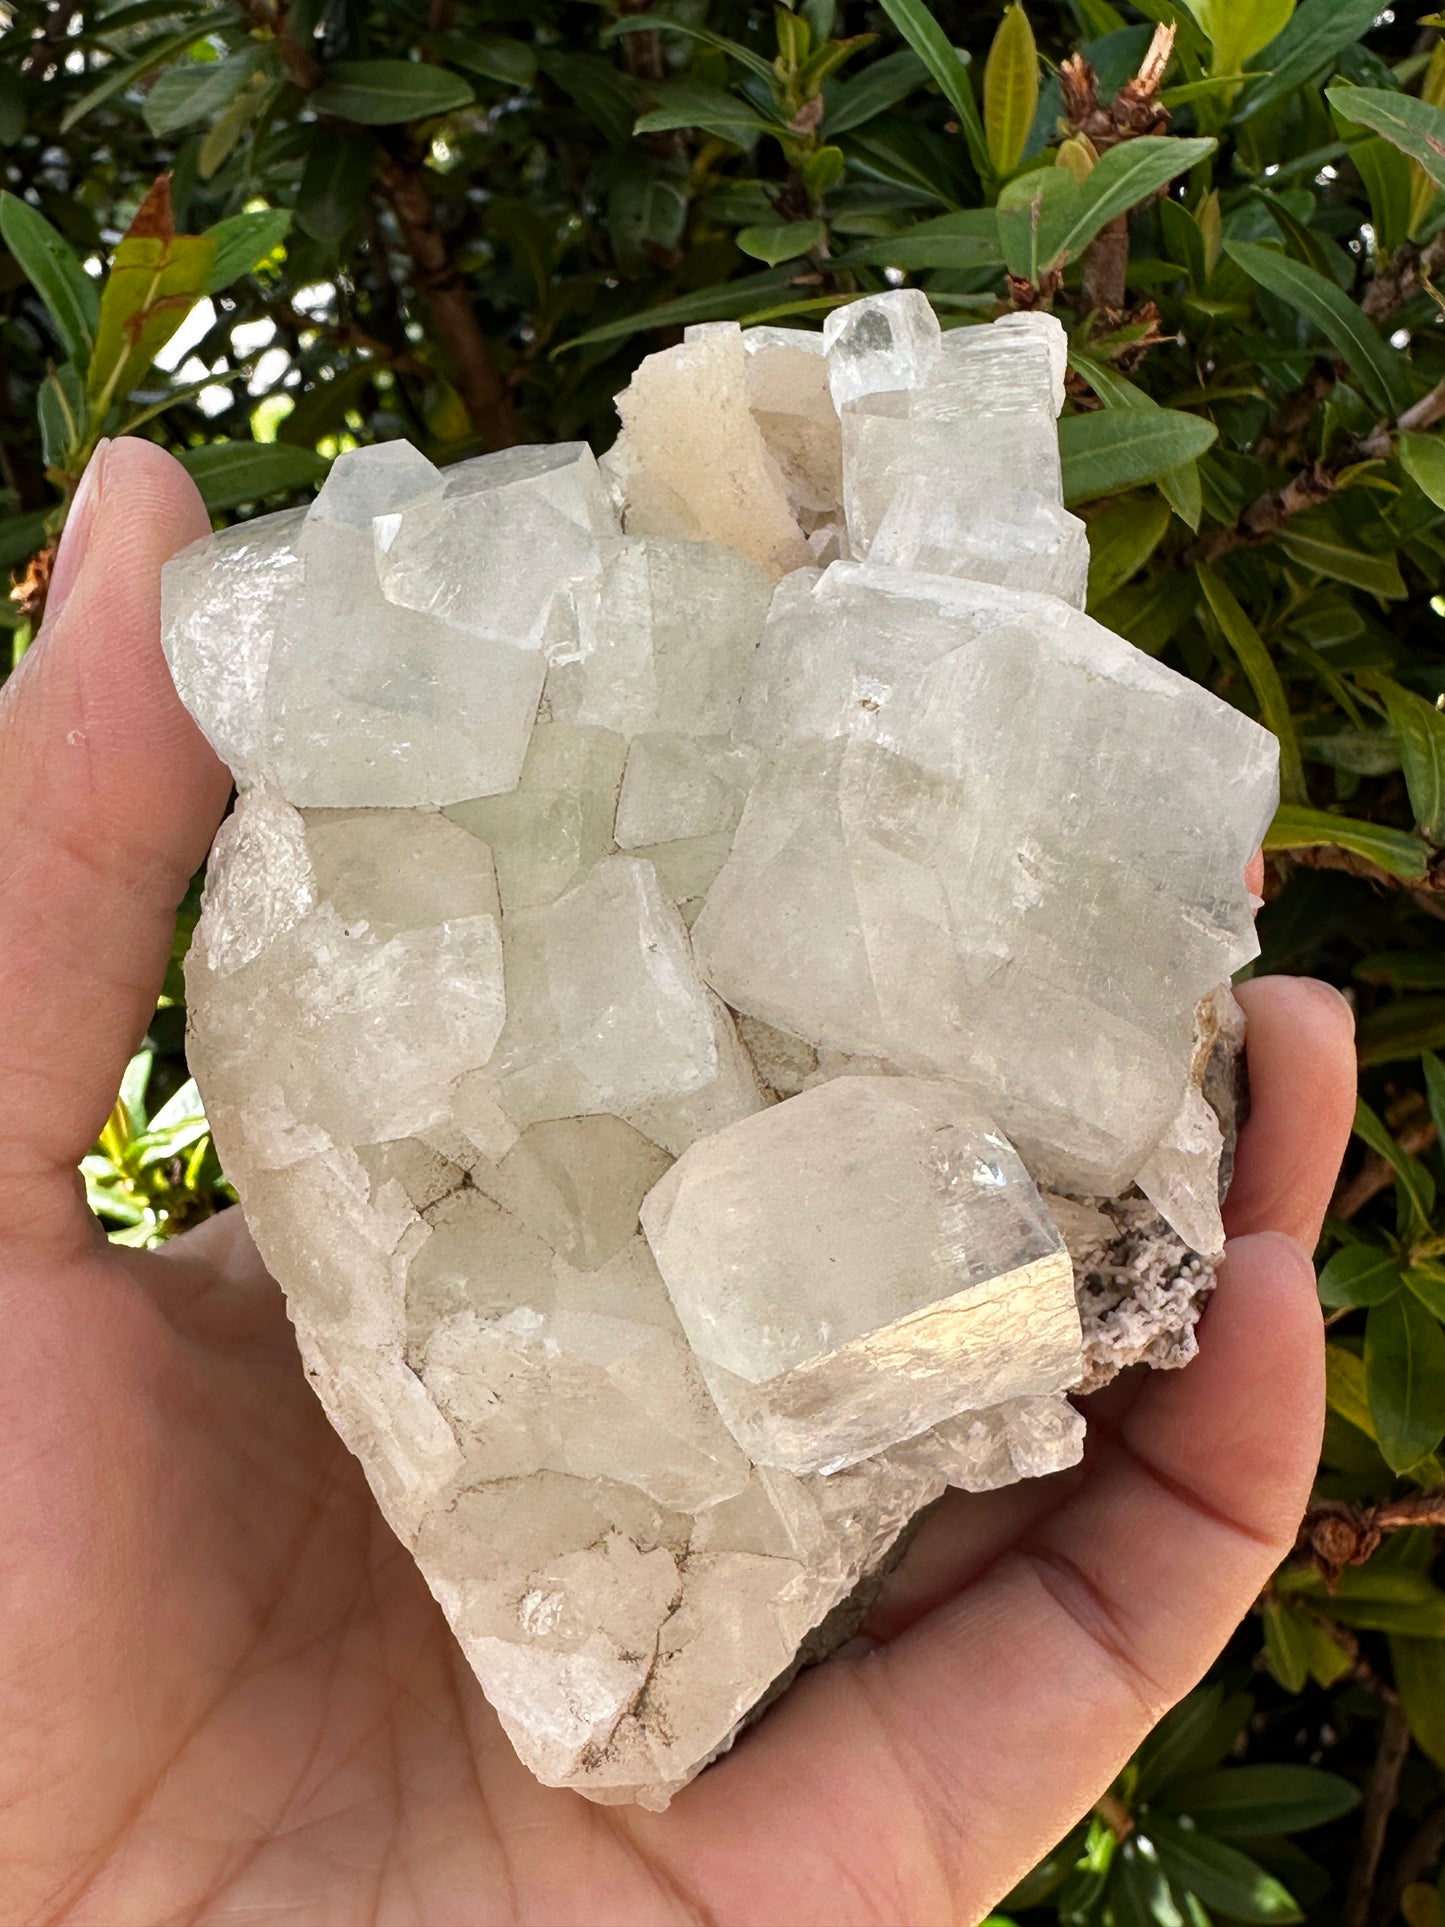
xmin=3 ymin=0 xmax=1445 ymax=1919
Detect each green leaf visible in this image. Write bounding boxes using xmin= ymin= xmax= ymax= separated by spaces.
xmin=633 ymin=83 xmax=776 ymax=141
xmin=1366 ymin=1291 xmax=1445 ymax=1475
xmin=1318 ymin=1242 xmax=1403 ymax=1308
xmin=1426 ymin=1052 xmax=1445 ymax=1149
xmin=1263 ymin=806 xmax=1428 ymax=881
xmin=310 ymin=59 xmax=475 ymax=126
xmin=1365 ymin=675 xmax=1445 ymax=843
xmin=0 ymin=193 xmax=100 ymax=369
xmin=1134 ymin=1685 xmax=1229 ymax=1802
xmin=1399 ymin=429 xmax=1445 ymax=510
xmin=86 ymin=185 xmax=215 ymax=414
xmin=1285 ymin=1562 xmax=1445 ymax=1636
xmin=1197 ymin=566 xmax=1307 ymax=805
xmin=1276 ymin=524 xmax=1407 ymax=600
xmin=824 ymin=48 xmax=929 ymax=135
xmin=1391 ymin=1636 xmax=1445 ymax=1768
xmin=1224 ymin=240 xmax=1412 ymax=420
xmin=1358 ymin=998 xmax=1445 ymax=1069
xmin=1060 ymin=407 xmax=1218 ymax=505
xmin=38 ymin=365 xmax=83 ymax=469
xmin=999 ymin=136 xmax=1216 ymax=279
xmin=540 ymin=51 xmax=639 ymax=148
xmin=0 ymin=511 xmax=49 ymax=575
xmin=142 ymin=45 xmax=264 ymax=137
xmin=1326 ymin=86 xmax=1445 ymax=193
xmin=1111 ymin=1841 xmax=1186 ymax=1927
xmin=1348 ymin=135 xmax=1414 ymax=258
xmin=176 ymin=440 xmax=328 ymax=511
xmin=1325 ymin=1343 xmax=1376 ymax=1437
xmin=295 ymin=130 xmax=377 ymax=245
xmin=605 ymin=15 xmax=778 ymax=87
xmin=204 ymin=207 xmax=290 ymax=292
xmin=1145 ymin=1819 xmax=1303 ymax=1924
xmin=736 ymin=220 xmax=826 ymax=265
xmin=1085 ymin=494 xmax=1172 ymax=609
xmin=1162 ymin=1765 xmax=1360 ymax=1839
xmin=1262 ymin=1602 xmax=1354 ymax=1692
xmin=1354 ymin=1094 xmax=1437 ymax=1235
xmin=59 ymin=22 xmax=220 ymax=134
xmin=877 ymin=0 xmax=991 ymax=182
xmin=558 ymin=269 xmax=792 ymax=351
xmin=1180 ymin=0 xmax=1293 ymax=85
xmin=830 ymin=208 xmax=1003 ymax=271
xmin=1238 ymin=0 xmax=1383 ymax=119
xmin=430 ymin=30 xmax=537 ymax=89
xmin=1406 ymin=1263 xmax=1445 ymax=1323
xmin=984 ymin=5 xmax=1038 ymax=178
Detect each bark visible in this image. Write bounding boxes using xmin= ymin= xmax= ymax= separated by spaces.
xmin=377 ymin=149 xmax=520 ymax=451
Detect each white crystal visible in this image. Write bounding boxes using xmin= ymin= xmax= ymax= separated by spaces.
xmin=169 ymin=291 xmax=1268 ymax=1812
xmin=822 ymin=288 xmax=941 ymax=407
xmin=641 ymin=1076 xmax=1080 ymax=1473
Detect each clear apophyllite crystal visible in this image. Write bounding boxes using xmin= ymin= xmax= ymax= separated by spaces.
xmin=640 ymin=1076 xmax=1080 ymax=1474
xmin=168 ymin=290 xmax=1274 ymax=1810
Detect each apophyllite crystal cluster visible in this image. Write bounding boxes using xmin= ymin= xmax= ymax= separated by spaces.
xmin=162 ymin=290 xmax=1278 ymax=1808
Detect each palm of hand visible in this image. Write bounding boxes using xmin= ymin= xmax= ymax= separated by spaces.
xmin=0 ymin=443 xmax=1357 ymax=1927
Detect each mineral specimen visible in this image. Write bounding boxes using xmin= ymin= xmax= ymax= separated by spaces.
xmin=165 ymin=292 xmax=1277 ymax=1810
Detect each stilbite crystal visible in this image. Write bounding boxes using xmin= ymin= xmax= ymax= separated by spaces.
xmin=168 ymin=290 xmax=1275 ymax=1809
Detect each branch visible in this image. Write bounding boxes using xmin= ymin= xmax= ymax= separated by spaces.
xmin=376 ymin=147 xmax=520 ymax=450
xmin=1374 ymin=1803 xmax=1445 ymax=1927
xmin=1300 ymin=1491 xmax=1445 ymax=1583
xmin=1344 ymin=1698 xmax=1411 ymax=1927
xmin=1362 ymin=232 xmax=1445 ymax=323
xmin=1333 ymin=1119 xmax=1438 ymax=1221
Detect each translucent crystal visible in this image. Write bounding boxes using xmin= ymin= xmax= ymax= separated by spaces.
xmin=821 ymin=288 xmax=940 ymax=406
xmin=171 ymin=291 xmax=1270 ymax=1812
xmin=641 ymin=1076 xmax=1080 ymax=1473
xmin=695 ymin=561 xmax=1277 ymax=1191
xmin=842 ymin=312 xmax=1089 ymax=604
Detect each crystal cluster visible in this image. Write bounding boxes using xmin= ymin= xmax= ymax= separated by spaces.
xmin=164 ymin=291 xmax=1278 ymax=1809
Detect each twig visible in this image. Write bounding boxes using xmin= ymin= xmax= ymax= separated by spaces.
xmin=1332 ymin=1121 xmax=1439 ymax=1221
xmin=376 ymin=147 xmax=520 ymax=450
xmin=1191 ymin=463 xmax=1335 ymax=562
xmin=1362 ymin=233 xmax=1445 ymax=322
xmin=1300 ymin=1492 xmax=1445 ymax=1583
xmin=1345 ymin=1699 xmax=1411 ymax=1927
xmin=1374 ymin=1803 xmax=1445 ymax=1927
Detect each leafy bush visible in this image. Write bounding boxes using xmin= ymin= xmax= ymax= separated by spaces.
xmin=2 ymin=0 xmax=1444 ymax=1918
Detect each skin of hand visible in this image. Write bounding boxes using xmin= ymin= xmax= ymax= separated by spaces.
xmin=0 ymin=439 xmax=1358 ymax=1927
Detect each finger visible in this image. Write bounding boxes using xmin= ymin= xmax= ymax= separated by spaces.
xmin=1225 ymin=975 xmax=1356 ymax=1248
xmin=0 ymin=440 xmax=226 ymax=1252
xmin=644 ymin=1233 xmax=1322 ymax=1927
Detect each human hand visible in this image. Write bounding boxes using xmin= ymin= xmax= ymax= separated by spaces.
xmin=0 ymin=439 xmax=1358 ymax=1927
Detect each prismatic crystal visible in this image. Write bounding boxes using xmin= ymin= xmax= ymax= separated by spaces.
xmin=163 ymin=292 xmax=1277 ymax=1807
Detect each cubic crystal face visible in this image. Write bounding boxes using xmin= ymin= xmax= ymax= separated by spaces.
xmin=168 ymin=291 xmax=1274 ymax=1810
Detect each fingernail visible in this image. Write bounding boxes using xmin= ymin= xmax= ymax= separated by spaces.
xmin=46 ymin=439 xmax=110 ymax=617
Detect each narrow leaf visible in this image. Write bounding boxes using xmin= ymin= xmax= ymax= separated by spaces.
xmin=1238 ymin=0 xmax=1384 ymax=119
xmin=310 ymin=59 xmax=475 ymax=126
xmin=204 ymin=207 xmax=290 ymax=292
xmin=1161 ymin=1765 xmax=1360 ymax=1838
xmin=1263 ymin=805 xmax=1428 ymax=881
xmin=1399 ymin=430 xmax=1445 ymax=511
xmin=1085 ymin=494 xmax=1172 ymax=608
xmin=878 ymin=0 xmax=991 ymax=181
xmin=1146 ymin=1818 xmax=1304 ymax=1925
xmin=1326 ymin=86 xmax=1445 ymax=193
xmin=1318 ymin=1243 xmax=1403 ymax=1309
xmin=1390 ymin=1636 xmax=1445 ymax=1768
xmin=1225 ymin=239 xmax=1412 ymax=419
xmin=605 ymin=15 xmax=778 ymax=86
xmin=984 ymin=4 xmax=1038 ymax=178
xmin=1367 ymin=676 xmax=1445 ymax=843
xmin=176 ymin=440 xmax=328 ymax=511
xmin=1366 ymin=1292 xmax=1445 ymax=1475
xmin=86 ymin=177 xmax=215 ymax=411
xmin=0 ymin=193 xmax=100 ymax=367
xmin=824 ymin=48 xmax=928 ymax=135
xmin=1197 ymin=565 xmax=1307 ymax=805
xmin=1059 ymin=407 xmax=1217 ymax=505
